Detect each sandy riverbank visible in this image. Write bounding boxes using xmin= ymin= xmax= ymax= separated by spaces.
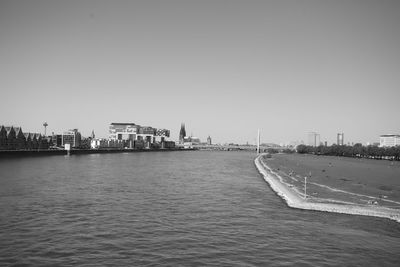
xmin=255 ymin=154 xmax=400 ymax=223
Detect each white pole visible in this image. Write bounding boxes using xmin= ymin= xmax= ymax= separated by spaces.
xmin=257 ymin=129 xmax=260 ymax=154
xmin=304 ymin=176 xmax=307 ymax=199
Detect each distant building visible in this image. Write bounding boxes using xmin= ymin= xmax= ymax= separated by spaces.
xmin=52 ymin=134 xmax=62 ymax=147
xmin=177 ymin=123 xmax=199 ymax=145
xmin=0 ymin=126 xmax=7 ymax=150
xmin=108 ymin=122 xmax=171 ymax=149
xmin=0 ymin=125 xmax=50 ymax=150
xmin=62 ymin=129 xmax=81 ymax=148
xmin=109 ymin=123 xmax=139 ymax=141
xmin=179 ymin=123 xmax=186 ymax=144
xmin=139 ymin=126 xmax=156 ymax=135
xmin=91 ymin=138 xmax=124 ymax=149
xmin=207 ymin=136 xmax=212 ymax=145
xmin=379 ymin=134 xmax=400 ymax=147
xmin=5 ymin=126 xmax=17 ymax=150
xmin=337 ymin=133 xmax=344 ymax=146
xmin=183 ymin=142 xmax=193 ymax=149
xmin=156 ymin=128 xmax=170 ymax=138
xmin=23 ymin=133 xmax=32 ymax=150
xmin=15 ymin=127 xmax=26 ymax=150
xmin=31 ymin=133 xmax=39 ymax=149
xmin=186 ymin=136 xmax=200 ymax=145
xmin=307 ymin=132 xmax=320 ymax=147
xmin=138 ymin=126 xmax=157 ymax=146
xmin=79 ymin=137 xmax=91 ymax=149
xmin=163 ymin=141 xmax=175 ymax=149
xmin=155 ymin=128 xmax=171 ymax=144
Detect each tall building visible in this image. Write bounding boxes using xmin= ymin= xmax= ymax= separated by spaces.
xmin=108 ymin=122 xmax=170 ymax=149
xmin=307 ymin=132 xmax=320 ymax=147
xmin=179 ymin=123 xmax=186 ymax=144
xmin=109 ymin=123 xmax=139 ymax=141
xmin=207 ymin=136 xmax=212 ymax=145
xmin=379 ymin=134 xmax=400 ymax=147
xmin=337 ymin=133 xmax=344 ymax=145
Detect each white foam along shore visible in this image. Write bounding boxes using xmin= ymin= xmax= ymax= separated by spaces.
xmin=255 ymin=154 xmax=400 ymax=223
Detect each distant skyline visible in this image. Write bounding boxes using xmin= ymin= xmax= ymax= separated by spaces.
xmin=1 ymin=0 xmax=399 ymax=145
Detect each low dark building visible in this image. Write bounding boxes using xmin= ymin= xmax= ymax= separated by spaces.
xmin=24 ymin=133 xmax=32 ymax=150
xmin=5 ymin=126 xmax=17 ymax=150
xmin=0 ymin=125 xmax=51 ymax=150
xmin=15 ymin=127 xmax=26 ymax=150
xmin=0 ymin=126 xmax=7 ymax=150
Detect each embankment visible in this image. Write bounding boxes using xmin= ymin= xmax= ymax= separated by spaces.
xmin=255 ymin=154 xmax=400 ymax=223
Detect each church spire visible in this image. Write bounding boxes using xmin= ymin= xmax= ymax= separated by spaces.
xmin=179 ymin=123 xmax=186 ymax=144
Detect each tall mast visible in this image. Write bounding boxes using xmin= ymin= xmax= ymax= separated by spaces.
xmin=43 ymin=122 xmax=48 ymax=136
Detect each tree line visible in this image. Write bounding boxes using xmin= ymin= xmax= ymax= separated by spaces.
xmin=296 ymin=144 xmax=400 ymax=161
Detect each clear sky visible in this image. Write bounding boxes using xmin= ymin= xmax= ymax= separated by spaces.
xmin=1 ymin=0 xmax=399 ymax=145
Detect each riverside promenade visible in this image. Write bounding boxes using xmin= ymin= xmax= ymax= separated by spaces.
xmin=255 ymin=154 xmax=400 ymax=223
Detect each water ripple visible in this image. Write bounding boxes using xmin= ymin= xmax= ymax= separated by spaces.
xmin=1 ymin=151 xmax=400 ymax=266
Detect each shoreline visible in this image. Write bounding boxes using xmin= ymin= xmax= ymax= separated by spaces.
xmin=254 ymin=154 xmax=400 ymax=223
xmin=0 ymin=148 xmax=195 ymax=158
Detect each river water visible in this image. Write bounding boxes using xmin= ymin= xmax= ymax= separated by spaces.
xmin=0 ymin=151 xmax=399 ymax=266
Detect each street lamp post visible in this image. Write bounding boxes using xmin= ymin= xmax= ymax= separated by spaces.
xmin=304 ymin=176 xmax=307 ymax=199
xmin=304 ymin=171 xmax=311 ymax=200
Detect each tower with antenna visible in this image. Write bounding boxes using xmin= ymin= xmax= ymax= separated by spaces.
xmin=43 ymin=122 xmax=48 ymax=136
